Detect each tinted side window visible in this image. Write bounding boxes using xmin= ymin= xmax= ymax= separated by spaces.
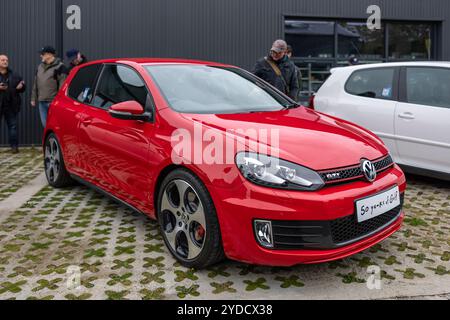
xmin=345 ymin=68 xmax=395 ymax=100
xmin=406 ymin=67 xmax=450 ymax=109
xmin=68 ymin=64 xmax=102 ymax=103
xmin=92 ymin=65 xmax=147 ymax=109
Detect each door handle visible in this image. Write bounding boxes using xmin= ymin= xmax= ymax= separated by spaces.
xmin=398 ymin=112 xmax=415 ymax=120
xmin=81 ymin=118 xmax=93 ymax=125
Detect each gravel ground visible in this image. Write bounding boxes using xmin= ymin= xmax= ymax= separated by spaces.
xmin=0 ymin=148 xmax=449 ymax=300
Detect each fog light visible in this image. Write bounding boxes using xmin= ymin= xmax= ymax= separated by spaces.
xmin=254 ymin=220 xmax=273 ymax=248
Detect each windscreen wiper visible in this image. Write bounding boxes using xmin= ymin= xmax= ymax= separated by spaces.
xmin=284 ymin=103 xmax=302 ymax=109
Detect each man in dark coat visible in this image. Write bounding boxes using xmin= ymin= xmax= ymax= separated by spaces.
xmin=253 ymin=40 xmax=299 ymax=101
xmin=65 ymin=49 xmax=88 ymax=74
xmin=0 ymin=54 xmax=25 ymax=153
xmin=287 ymin=45 xmax=302 ymax=102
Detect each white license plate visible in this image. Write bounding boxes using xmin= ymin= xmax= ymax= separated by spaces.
xmin=356 ymin=186 xmax=400 ymax=223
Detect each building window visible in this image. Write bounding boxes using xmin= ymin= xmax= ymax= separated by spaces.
xmin=388 ymin=23 xmax=433 ymax=60
xmin=338 ymin=22 xmax=385 ymax=61
xmin=285 ymin=19 xmax=436 ymax=62
xmin=284 ymin=18 xmax=438 ymax=101
xmin=285 ymin=20 xmax=335 ymax=58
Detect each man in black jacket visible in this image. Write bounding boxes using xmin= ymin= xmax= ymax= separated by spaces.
xmin=65 ymin=49 xmax=88 ymax=74
xmin=0 ymin=54 xmax=25 ymax=153
xmin=253 ymin=40 xmax=299 ymax=101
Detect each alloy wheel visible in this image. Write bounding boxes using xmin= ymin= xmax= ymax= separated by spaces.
xmin=160 ymin=179 xmax=207 ymax=260
xmin=44 ymin=137 xmax=61 ymax=183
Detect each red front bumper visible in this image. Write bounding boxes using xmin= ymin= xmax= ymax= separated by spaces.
xmin=209 ymin=164 xmax=406 ymax=267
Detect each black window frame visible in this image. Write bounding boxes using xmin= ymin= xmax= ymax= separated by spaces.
xmin=399 ymin=65 xmax=450 ymax=109
xmin=91 ymin=63 xmax=156 ymax=122
xmin=284 ymin=17 xmax=439 ymax=64
xmin=344 ymin=66 xmax=400 ymax=101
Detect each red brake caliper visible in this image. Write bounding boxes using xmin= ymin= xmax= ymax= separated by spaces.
xmin=195 ymin=225 xmax=205 ymax=241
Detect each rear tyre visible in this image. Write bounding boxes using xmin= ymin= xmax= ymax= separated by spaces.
xmin=44 ymin=133 xmax=74 ymax=188
xmin=157 ymin=168 xmax=224 ymax=269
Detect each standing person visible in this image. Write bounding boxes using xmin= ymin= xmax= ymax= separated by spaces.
xmin=0 ymin=54 xmax=26 ymax=153
xmin=348 ymin=54 xmax=359 ymax=66
xmin=286 ymin=45 xmax=302 ymax=101
xmin=65 ymin=49 xmax=88 ymax=74
xmin=253 ymin=39 xmax=299 ymax=101
xmin=31 ymin=46 xmax=67 ymax=127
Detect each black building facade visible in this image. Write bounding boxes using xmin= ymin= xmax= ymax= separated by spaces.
xmin=1 ymin=0 xmax=449 ymax=146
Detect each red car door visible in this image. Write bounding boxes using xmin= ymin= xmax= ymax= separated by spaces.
xmin=80 ymin=63 xmax=153 ymax=211
xmin=57 ymin=63 xmax=103 ymax=176
xmin=77 ymin=105 xmax=112 ymax=185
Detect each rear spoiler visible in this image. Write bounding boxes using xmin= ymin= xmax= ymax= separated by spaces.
xmin=330 ymin=68 xmax=338 ymax=74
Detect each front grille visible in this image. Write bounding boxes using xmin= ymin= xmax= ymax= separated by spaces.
xmin=319 ymin=155 xmax=394 ymax=185
xmin=270 ymin=194 xmax=404 ymax=250
xmin=373 ymin=155 xmax=394 ymax=172
xmin=330 ymin=195 xmax=403 ymax=244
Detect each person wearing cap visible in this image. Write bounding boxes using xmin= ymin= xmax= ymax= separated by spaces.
xmin=31 ymin=46 xmax=67 ymax=127
xmin=348 ymin=54 xmax=360 ymax=66
xmin=253 ymin=39 xmax=299 ymax=101
xmin=0 ymin=54 xmax=26 ymax=153
xmin=65 ymin=49 xmax=88 ymax=74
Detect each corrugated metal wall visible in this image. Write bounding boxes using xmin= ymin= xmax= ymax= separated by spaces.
xmin=0 ymin=0 xmax=56 ymax=146
xmin=1 ymin=0 xmax=450 ymax=146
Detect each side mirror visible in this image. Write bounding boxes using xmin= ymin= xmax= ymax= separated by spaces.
xmin=109 ymin=101 xmax=152 ymax=121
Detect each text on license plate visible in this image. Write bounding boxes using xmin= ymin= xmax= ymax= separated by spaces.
xmin=356 ymin=186 xmax=400 ymax=223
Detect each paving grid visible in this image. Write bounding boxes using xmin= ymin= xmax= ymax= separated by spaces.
xmin=0 ymin=148 xmax=43 ymax=202
xmin=0 ymin=149 xmax=449 ymax=300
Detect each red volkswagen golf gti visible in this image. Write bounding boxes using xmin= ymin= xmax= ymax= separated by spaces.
xmin=44 ymin=58 xmax=406 ymax=268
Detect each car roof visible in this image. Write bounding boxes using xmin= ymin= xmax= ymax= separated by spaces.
xmin=80 ymin=58 xmax=235 ymax=68
xmin=331 ymin=61 xmax=450 ymax=73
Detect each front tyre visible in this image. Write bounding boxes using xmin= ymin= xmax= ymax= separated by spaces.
xmin=157 ymin=169 xmax=224 ymax=269
xmin=44 ymin=133 xmax=73 ymax=188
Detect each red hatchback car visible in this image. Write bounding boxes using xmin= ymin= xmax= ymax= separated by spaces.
xmin=44 ymin=58 xmax=406 ymax=268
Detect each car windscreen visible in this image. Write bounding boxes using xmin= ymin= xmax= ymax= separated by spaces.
xmin=145 ymin=65 xmax=292 ymax=114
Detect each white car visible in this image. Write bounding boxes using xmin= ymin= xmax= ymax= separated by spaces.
xmin=314 ymin=61 xmax=450 ymax=180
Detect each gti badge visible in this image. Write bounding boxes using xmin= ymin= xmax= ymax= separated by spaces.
xmin=361 ymin=159 xmax=377 ymax=182
xmin=326 ymin=173 xmax=341 ymax=180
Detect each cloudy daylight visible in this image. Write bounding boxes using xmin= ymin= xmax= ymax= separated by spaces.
xmin=0 ymin=0 xmax=449 ymax=310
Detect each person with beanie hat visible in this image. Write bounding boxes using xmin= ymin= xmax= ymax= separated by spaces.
xmin=65 ymin=49 xmax=88 ymax=73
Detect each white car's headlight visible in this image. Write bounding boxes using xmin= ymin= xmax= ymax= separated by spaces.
xmin=235 ymin=152 xmax=325 ymax=191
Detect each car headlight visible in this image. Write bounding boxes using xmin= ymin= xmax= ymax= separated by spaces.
xmin=235 ymin=152 xmax=325 ymax=191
